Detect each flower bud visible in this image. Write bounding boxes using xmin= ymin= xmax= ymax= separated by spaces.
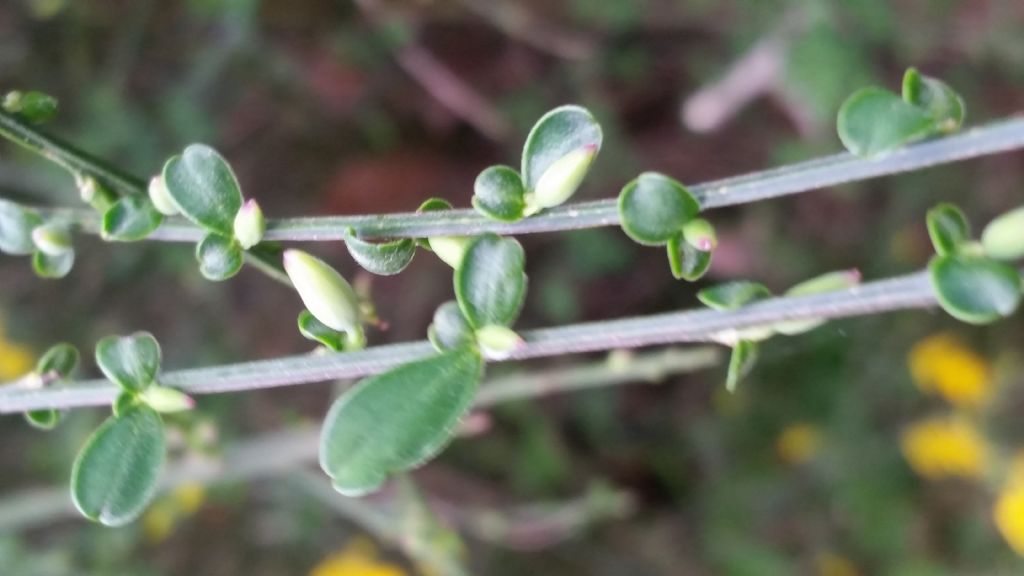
xmin=31 ymin=224 xmax=72 ymax=256
xmin=527 ymin=143 xmax=598 ymax=213
xmin=139 ymin=385 xmax=195 ymax=413
xmin=982 ymin=206 xmax=1024 ymax=261
xmin=475 ymin=324 xmax=524 ymax=360
xmin=283 ymin=249 xmax=362 ymax=334
xmin=428 ymin=236 xmax=471 ymax=269
xmin=148 ymin=174 xmax=180 ymax=216
xmin=76 ymin=174 xmax=115 ymax=212
xmin=233 ymin=199 xmax=265 ymax=250
xmin=681 ymin=218 xmax=717 ymax=252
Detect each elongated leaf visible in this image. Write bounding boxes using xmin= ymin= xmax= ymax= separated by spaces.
xmin=454 ymin=234 xmax=527 ymax=328
xmin=0 ymin=199 xmax=42 ymax=255
xmin=102 ymin=196 xmax=163 ymax=241
xmin=196 ymin=233 xmax=243 ymax=281
xmin=618 ymin=172 xmax=700 ymax=246
xmin=163 ymin=144 xmax=243 ymax=235
xmin=71 ymin=406 xmax=165 ymax=526
xmin=2 ymin=90 xmax=58 ymax=123
xmin=726 ymin=340 xmax=758 ymax=393
xmin=473 ymin=165 xmax=526 ymax=221
xmin=837 ymin=87 xmax=935 ymax=156
xmin=521 ymin=105 xmax=602 ymax=193
xmin=698 ymin=281 xmax=772 ymax=311
xmin=929 ymin=255 xmax=1022 ymax=324
xmin=320 ymin=348 xmax=484 ymax=496
xmin=95 ymin=332 xmax=161 ymax=392
xmin=343 ymin=228 xmax=416 ymax=276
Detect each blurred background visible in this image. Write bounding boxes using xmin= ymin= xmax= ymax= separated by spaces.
xmin=1 ymin=0 xmax=1024 ymax=574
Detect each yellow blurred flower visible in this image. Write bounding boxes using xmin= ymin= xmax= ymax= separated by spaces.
xmin=309 ymin=537 xmax=406 ymax=576
xmin=909 ymin=333 xmax=992 ymax=408
xmin=142 ymin=484 xmax=207 ymax=543
xmin=815 ymin=551 xmax=859 ymax=576
xmin=776 ymin=422 xmax=822 ymax=465
xmin=0 ymin=315 xmax=34 ymax=380
xmin=995 ymin=481 xmax=1024 ymax=556
xmin=901 ymin=415 xmax=989 ymax=480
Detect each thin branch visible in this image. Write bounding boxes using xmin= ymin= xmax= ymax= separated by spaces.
xmin=1 ymin=266 xmax=995 ymax=414
xmin=23 ymin=115 xmax=1024 ymax=241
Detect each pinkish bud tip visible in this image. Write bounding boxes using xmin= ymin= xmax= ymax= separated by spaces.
xmin=697 ymin=238 xmax=713 ymax=251
xmin=582 ymin=143 xmax=599 ymax=153
xmin=846 ymin=268 xmax=862 ymax=283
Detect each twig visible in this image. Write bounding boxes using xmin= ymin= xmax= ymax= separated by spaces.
xmin=17 ymin=115 xmax=1024 ymax=241
xmin=0 ymin=267 xmax=994 ymax=414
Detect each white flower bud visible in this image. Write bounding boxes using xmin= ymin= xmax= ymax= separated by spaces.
xmin=982 ymin=206 xmax=1024 ymax=261
xmin=681 ymin=218 xmax=717 ymax=252
xmin=527 ymin=143 xmax=598 ymax=213
xmin=139 ymin=385 xmax=195 ymax=413
xmin=428 ymin=236 xmax=471 ymax=269
xmin=31 ymin=224 xmax=71 ymax=256
xmin=147 ymin=175 xmax=179 ymax=216
xmin=475 ymin=324 xmax=524 ymax=360
xmin=283 ymin=249 xmax=362 ymax=334
xmin=233 ymin=199 xmax=265 ymax=250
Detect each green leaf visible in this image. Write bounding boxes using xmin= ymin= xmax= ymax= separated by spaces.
xmin=163 ymin=144 xmax=244 ymax=235
xmin=343 ymin=228 xmax=416 ymax=276
xmin=929 ymin=255 xmax=1022 ymax=324
xmin=113 ymin=392 xmax=139 ymax=418
xmin=36 ymin=343 xmax=79 ymax=378
xmin=726 ymin=340 xmax=758 ymax=393
xmin=981 ymin=206 xmax=1024 ymax=261
xmin=297 ymin=310 xmax=346 ymax=351
xmin=837 ymin=87 xmax=935 ymax=157
xmin=775 ymin=270 xmax=862 ymax=336
xmin=521 ymin=105 xmax=602 ymax=196
xmin=454 ymin=234 xmax=527 ymax=329
xmin=101 ymin=196 xmax=163 ymax=241
xmin=698 ymin=281 xmax=772 ymax=311
xmin=926 ymin=203 xmax=971 ymax=256
xmin=427 ymin=301 xmax=475 ymax=352
xmin=95 ymin=332 xmax=161 ymax=392
xmin=416 ymin=198 xmax=471 ymax=267
xmin=71 ymin=406 xmax=165 ymax=527
xmin=472 ymin=165 xmax=526 ymax=222
xmin=902 ymin=68 xmax=964 ymax=132
xmin=0 ymin=199 xmax=42 ymax=255
xmin=2 ymin=90 xmax=58 ymax=123
xmin=32 ymin=249 xmax=74 ymax=279
xmin=25 ymin=409 xmax=61 ymax=430
xmin=320 ymin=347 xmax=484 ymax=496
xmin=31 ymin=224 xmax=72 ymax=256
xmin=415 ymin=198 xmax=453 ymax=250
xmin=667 ymin=233 xmax=711 ymax=281
xmin=196 ymin=233 xmax=243 ymax=281
xmin=618 ymin=172 xmax=700 ymax=246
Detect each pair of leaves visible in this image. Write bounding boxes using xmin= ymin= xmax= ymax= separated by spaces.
xmin=618 ymin=173 xmax=713 ymax=280
xmin=24 ymin=343 xmax=80 ymax=431
xmin=473 ymin=106 xmax=602 ymax=221
xmin=924 ymin=203 xmax=1023 ymax=324
xmin=0 ymin=199 xmax=76 ymax=279
xmin=837 ymin=68 xmax=965 ymax=157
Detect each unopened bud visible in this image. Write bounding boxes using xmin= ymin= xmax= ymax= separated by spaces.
xmin=429 ymin=236 xmax=471 ymax=269
xmin=527 ymin=143 xmax=598 ymax=213
xmin=982 ymin=206 xmax=1024 ymax=261
xmin=148 ymin=174 xmax=180 ymax=216
xmin=283 ymin=249 xmax=362 ymax=334
xmin=233 ymin=199 xmax=265 ymax=250
xmin=475 ymin=325 xmax=524 ymax=360
xmin=139 ymin=385 xmax=195 ymax=413
xmin=681 ymin=218 xmax=717 ymax=252
xmin=786 ymin=269 xmax=861 ymax=297
xmin=31 ymin=224 xmax=71 ymax=256
xmin=77 ymin=175 xmax=114 ymax=212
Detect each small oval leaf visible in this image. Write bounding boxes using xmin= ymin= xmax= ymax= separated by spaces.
xmin=95 ymin=332 xmax=161 ymax=392
xmin=163 ymin=145 xmax=244 ymax=235
xmin=521 ymin=105 xmax=602 ymax=194
xmin=698 ymin=281 xmax=772 ymax=311
xmin=472 ymin=165 xmax=526 ymax=222
xmin=428 ymin=301 xmax=475 ymax=353
xmin=196 ymin=233 xmax=243 ymax=281
xmin=619 ymin=172 xmax=700 ymax=246
xmin=902 ymin=68 xmax=965 ymax=132
xmin=726 ymin=340 xmax=758 ymax=393
xmin=71 ymin=406 xmax=165 ymax=526
xmin=454 ymin=234 xmax=527 ymax=329
xmin=32 ymin=249 xmax=74 ymax=279
xmin=297 ymin=310 xmax=346 ymax=351
xmin=343 ymin=228 xmax=417 ymax=276
xmin=36 ymin=343 xmax=79 ymax=379
xmin=926 ymin=203 xmax=971 ymax=256
xmin=837 ymin=87 xmax=935 ymax=157
xmin=667 ymin=233 xmax=712 ymax=281
xmin=929 ymin=255 xmax=1022 ymax=324
xmin=0 ymin=199 xmax=43 ymax=255
xmin=101 ymin=196 xmax=163 ymax=242
xmin=320 ymin=348 xmax=484 ymax=496
xmin=981 ymin=206 xmax=1024 ymax=261
xmin=25 ymin=409 xmax=61 ymax=430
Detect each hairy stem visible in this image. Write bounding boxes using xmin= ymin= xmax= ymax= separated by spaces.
xmin=1 ymin=267 xmax=1000 ymax=414
xmin=8 ymin=110 xmax=1024 ymax=241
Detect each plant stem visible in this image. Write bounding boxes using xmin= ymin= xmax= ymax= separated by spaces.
xmin=2 ymin=267 xmax=1001 ymax=414
xmin=10 ymin=112 xmax=1024 ymax=241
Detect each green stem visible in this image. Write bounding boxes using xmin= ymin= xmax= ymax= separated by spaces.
xmin=0 ymin=267 xmax=995 ymax=414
